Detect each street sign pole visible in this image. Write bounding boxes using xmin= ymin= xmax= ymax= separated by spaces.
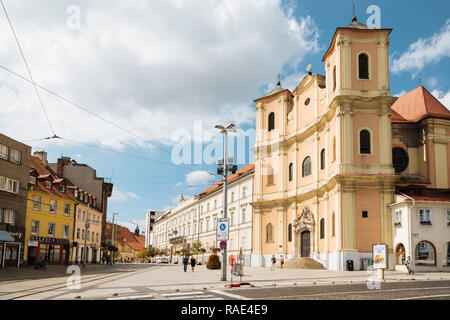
xmin=221 ymin=130 xmax=228 ymax=281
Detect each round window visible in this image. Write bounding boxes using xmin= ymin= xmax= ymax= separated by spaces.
xmin=305 ymin=98 xmax=310 ymax=105
xmin=392 ymin=147 xmax=409 ymax=173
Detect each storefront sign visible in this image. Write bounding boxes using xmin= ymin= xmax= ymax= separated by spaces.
xmin=8 ymin=226 xmax=25 ymax=243
xmin=373 ymin=243 xmax=387 ymax=269
xmin=30 ymin=235 xmax=70 ymax=245
xmin=28 ymin=240 xmax=38 ymax=247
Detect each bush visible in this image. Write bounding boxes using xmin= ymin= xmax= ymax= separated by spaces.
xmin=206 ymin=254 xmax=221 ymax=269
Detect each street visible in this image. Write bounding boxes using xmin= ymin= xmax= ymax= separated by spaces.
xmin=1 ymin=263 xmax=449 ymax=300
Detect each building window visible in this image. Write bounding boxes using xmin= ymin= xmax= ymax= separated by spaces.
xmin=77 ymin=228 xmax=80 ymax=239
xmin=266 ymin=166 xmax=274 ymax=185
xmin=63 ymin=225 xmax=69 ymax=238
xmin=230 ymin=211 xmax=234 ymax=225
xmin=48 ymin=223 xmax=56 ymax=237
xmin=3 ymin=209 xmax=16 ymax=225
xmin=86 ymin=230 xmax=90 ymax=241
xmin=96 ymin=233 xmax=99 ymax=242
xmin=9 ymin=149 xmax=21 ymax=164
xmin=0 ymin=144 xmax=8 ymax=160
xmin=302 ymin=156 xmax=312 ymax=177
xmin=288 ymin=223 xmax=292 ymax=242
xmin=32 ymin=195 xmax=41 ymax=211
xmin=214 ymin=200 xmax=217 ymax=209
xmin=415 ymin=241 xmax=435 ymax=265
xmin=242 ymin=187 xmax=247 ymax=198
xmin=419 ymin=208 xmax=432 ymax=225
xmin=82 ymin=229 xmax=85 ymax=240
xmin=359 ymin=129 xmax=371 ymax=154
xmin=320 ymin=149 xmax=325 ymax=170
xmin=92 ymin=232 xmax=94 ymax=241
xmin=268 ymin=112 xmax=275 ymax=131
xmin=59 ymin=185 xmax=65 ymax=193
xmin=31 ymin=220 xmax=40 ymax=235
xmin=0 ymin=176 xmax=5 ymax=190
xmin=241 ymin=208 xmax=246 ymax=223
xmin=392 ymin=147 xmax=409 ymax=174
xmin=207 ymin=203 xmax=210 ymax=211
xmin=358 ymin=53 xmax=369 ymax=79
xmin=288 ymin=162 xmax=294 ymax=181
xmin=49 ymin=199 xmax=57 ymax=214
xmin=6 ymin=178 xmax=19 ymax=193
xmin=266 ymin=223 xmax=273 ymax=243
xmin=46 ymin=181 xmax=52 ymax=189
xmin=64 ymin=203 xmax=71 ymax=216
xmin=320 ymin=218 xmax=325 ymax=239
xmin=362 ymin=211 xmax=368 ymax=218
xmin=394 ymin=210 xmax=402 ymax=226
xmin=332 ymin=212 xmax=335 ymax=237
xmin=333 ymin=65 xmax=336 ymax=90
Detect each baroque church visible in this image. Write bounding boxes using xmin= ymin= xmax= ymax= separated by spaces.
xmin=251 ymin=16 xmax=450 ymax=271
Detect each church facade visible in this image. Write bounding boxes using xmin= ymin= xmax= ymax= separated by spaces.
xmin=251 ymin=17 xmax=450 ymax=271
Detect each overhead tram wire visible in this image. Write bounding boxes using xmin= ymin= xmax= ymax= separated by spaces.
xmin=0 ymin=0 xmax=56 ymax=138
xmin=0 ymin=65 xmax=217 ymax=177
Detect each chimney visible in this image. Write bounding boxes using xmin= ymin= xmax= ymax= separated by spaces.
xmin=56 ymin=157 xmax=70 ymax=177
xmin=34 ymin=151 xmax=48 ymax=166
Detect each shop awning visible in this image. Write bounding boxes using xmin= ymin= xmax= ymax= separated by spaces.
xmin=0 ymin=230 xmax=14 ymax=242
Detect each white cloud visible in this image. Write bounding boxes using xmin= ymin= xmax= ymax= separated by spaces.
xmin=0 ymin=0 xmax=320 ymax=151
xmin=391 ymin=19 xmax=450 ymax=75
xmin=431 ymin=89 xmax=450 ymax=109
xmin=393 ymin=90 xmax=407 ymax=97
xmin=185 ymin=170 xmax=214 ymax=185
xmin=173 ymin=182 xmax=183 ymax=188
xmin=110 ymin=189 xmax=140 ymax=202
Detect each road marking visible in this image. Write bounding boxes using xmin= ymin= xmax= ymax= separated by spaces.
xmin=209 ymin=289 xmax=252 ymax=300
xmin=396 ymin=294 xmax=450 ymax=300
xmin=161 ymin=291 xmax=204 ymax=297
xmin=107 ymin=294 xmax=154 ymax=300
xmin=258 ymin=286 xmax=450 ymax=300
xmin=168 ymin=295 xmax=216 ymax=300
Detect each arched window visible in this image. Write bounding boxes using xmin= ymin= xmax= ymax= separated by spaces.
xmin=288 ymin=223 xmax=292 ymax=242
xmin=320 ymin=218 xmax=325 ymax=239
xmin=396 ymin=243 xmax=406 ymax=265
xmin=358 ymin=53 xmax=369 ymax=79
xmin=302 ymin=156 xmax=312 ymax=177
xmin=331 ymin=212 xmax=335 ymax=237
xmin=266 ymin=223 xmax=273 ymax=243
xmin=333 ymin=65 xmax=336 ymax=90
xmin=415 ymin=241 xmax=436 ymax=266
xmin=359 ymin=129 xmax=371 ymax=154
xmin=320 ymin=149 xmax=325 ymax=170
xmin=268 ymin=112 xmax=275 ymax=132
xmin=288 ymin=162 xmax=293 ymax=181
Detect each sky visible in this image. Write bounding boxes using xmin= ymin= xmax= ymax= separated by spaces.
xmin=0 ymin=0 xmax=449 ymax=233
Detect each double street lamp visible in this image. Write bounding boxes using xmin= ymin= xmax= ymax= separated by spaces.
xmin=215 ymin=123 xmax=237 ymax=281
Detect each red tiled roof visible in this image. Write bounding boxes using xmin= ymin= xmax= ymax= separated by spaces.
xmin=391 ymin=86 xmax=450 ymax=123
xmin=30 ymin=156 xmax=77 ymax=201
xmin=197 ymin=163 xmax=254 ymax=199
xmin=105 ymin=222 xmax=145 ymax=252
xmin=397 ymin=187 xmax=450 ymax=203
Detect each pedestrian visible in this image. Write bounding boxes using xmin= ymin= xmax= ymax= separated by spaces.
xmin=280 ymin=255 xmax=285 ymax=269
xmin=101 ymin=254 xmax=105 ymax=265
xmin=405 ymin=256 xmax=415 ymax=275
xmin=271 ymin=255 xmax=276 ymax=271
xmin=190 ymin=256 xmax=196 ymax=272
xmin=182 ymin=255 xmax=189 ymax=272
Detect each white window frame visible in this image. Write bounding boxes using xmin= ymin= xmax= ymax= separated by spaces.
xmin=3 ymin=209 xmax=16 ymax=225
xmin=48 ymin=223 xmax=56 ymax=237
xmin=6 ymin=178 xmax=19 ymax=194
xmin=9 ymin=149 xmax=21 ymax=164
xmin=0 ymin=144 xmax=8 ymax=160
xmin=64 ymin=203 xmax=71 ymax=216
xmin=49 ymin=199 xmax=57 ymax=214
xmin=62 ymin=225 xmax=69 ymax=238
xmin=394 ymin=209 xmax=402 ymax=226
xmin=418 ymin=208 xmax=432 ymax=225
xmin=32 ymin=195 xmax=41 ymax=211
xmin=242 ymin=208 xmax=246 ymax=223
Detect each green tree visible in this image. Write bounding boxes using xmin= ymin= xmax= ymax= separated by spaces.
xmin=191 ymin=240 xmax=202 ymax=259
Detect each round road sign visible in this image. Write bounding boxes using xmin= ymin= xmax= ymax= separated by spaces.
xmin=229 ymin=255 xmax=236 ymax=267
xmin=219 ymin=240 xmax=227 ymax=250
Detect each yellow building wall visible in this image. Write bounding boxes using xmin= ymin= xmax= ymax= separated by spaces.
xmin=24 ymin=189 xmax=76 ymax=261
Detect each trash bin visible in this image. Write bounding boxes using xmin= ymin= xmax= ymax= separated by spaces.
xmin=346 ymin=260 xmax=354 ymax=271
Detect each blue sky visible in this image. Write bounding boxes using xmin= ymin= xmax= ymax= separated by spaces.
xmin=0 ymin=0 xmax=449 ymax=232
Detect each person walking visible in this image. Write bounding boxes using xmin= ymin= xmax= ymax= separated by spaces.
xmin=271 ymin=255 xmax=276 ymax=271
xmin=405 ymin=256 xmax=415 ymax=275
xmin=190 ymin=256 xmax=196 ymax=272
xmin=279 ymin=255 xmax=285 ymax=269
xmin=182 ymin=255 xmax=189 ymax=272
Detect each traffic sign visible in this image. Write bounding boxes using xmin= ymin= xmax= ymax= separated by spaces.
xmin=216 ymin=218 xmax=229 ymax=241
xmin=219 ymin=241 xmax=227 ymax=250
xmin=229 ymin=255 xmax=236 ymax=267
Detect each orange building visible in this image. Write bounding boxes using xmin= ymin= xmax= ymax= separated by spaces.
xmin=251 ymin=16 xmax=450 ymax=270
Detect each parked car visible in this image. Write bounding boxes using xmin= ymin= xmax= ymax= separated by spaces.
xmin=157 ymin=257 xmax=169 ymax=264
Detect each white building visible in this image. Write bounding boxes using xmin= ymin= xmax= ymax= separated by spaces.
xmin=152 ymin=164 xmax=254 ymax=265
xmin=390 ymin=188 xmax=450 ymax=272
xmin=144 ymin=210 xmax=164 ymax=248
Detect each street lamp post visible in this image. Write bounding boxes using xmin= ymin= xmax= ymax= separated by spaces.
xmin=215 ymin=123 xmax=237 ymax=281
xmin=82 ymin=204 xmax=90 ymax=268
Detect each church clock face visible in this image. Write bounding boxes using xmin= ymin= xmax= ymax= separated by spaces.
xmin=392 ymin=147 xmax=409 ymax=173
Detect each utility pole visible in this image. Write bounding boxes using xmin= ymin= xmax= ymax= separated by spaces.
xmin=111 ymin=212 xmax=118 ymax=265
xmin=215 ymin=123 xmax=237 ymax=281
xmin=82 ymin=204 xmax=90 ymax=268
